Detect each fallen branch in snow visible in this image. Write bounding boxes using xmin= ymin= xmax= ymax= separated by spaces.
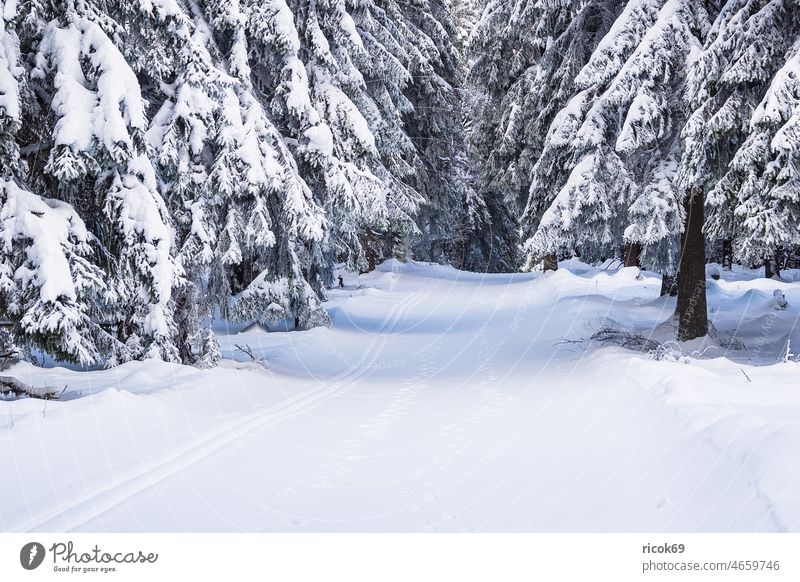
xmin=719 ymin=337 xmax=746 ymax=351
xmin=233 ymin=344 xmax=269 ymax=370
xmin=589 ymin=327 xmax=690 ymax=362
xmin=603 ymin=259 xmax=624 ymax=271
xmin=0 ymin=376 xmax=63 ymax=400
xmin=554 ymin=338 xmax=585 ymax=346
xmin=740 ymin=369 xmax=752 ymax=383
xmin=590 ymin=328 xmax=661 ymax=352
xmin=234 ymin=344 xmax=256 ymax=361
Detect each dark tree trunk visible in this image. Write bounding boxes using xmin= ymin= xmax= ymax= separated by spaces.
xmin=765 ymin=256 xmax=778 ymax=279
xmin=173 ymin=291 xmax=195 ymax=364
xmin=543 ymin=254 xmax=558 ymax=272
xmin=789 ymin=247 xmax=800 ymax=269
xmin=721 ymin=239 xmax=733 ymax=270
xmin=677 ymin=189 xmax=708 ymax=341
xmin=660 ymin=274 xmax=677 ymax=297
xmin=623 ymin=242 xmax=641 ymax=268
xmin=360 ymin=229 xmax=380 ymax=273
xmin=765 ymin=247 xmax=781 ymax=278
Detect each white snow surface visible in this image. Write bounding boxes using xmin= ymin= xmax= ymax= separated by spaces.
xmin=3 ymin=259 xmax=800 ymax=532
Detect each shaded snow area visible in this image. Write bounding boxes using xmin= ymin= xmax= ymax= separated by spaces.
xmin=3 ymin=260 xmax=800 ymax=532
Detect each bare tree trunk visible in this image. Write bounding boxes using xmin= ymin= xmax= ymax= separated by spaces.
xmin=360 ymin=229 xmax=380 ymax=273
xmin=790 ymin=247 xmax=800 ymax=269
xmin=660 ymin=274 xmax=677 ymax=297
xmin=765 ymin=256 xmax=777 ymax=279
xmin=677 ymin=189 xmax=708 ymax=341
xmin=721 ymin=239 xmax=733 ymax=270
xmin=623 ymin=242 xmax=641 ymax=268
xmin=765 ymin=247 xmax=781 ymax=279
xmin=173 ymin=291 xmax=194 ymax=365
xmin=543 ymin=254 xmax=558 ymax=272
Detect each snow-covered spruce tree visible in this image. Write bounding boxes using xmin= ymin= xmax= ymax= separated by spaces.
xmin=239 ymin=0 xmax=481 ymax=271
xmin=681 ymin=0 xmax=800 ymax=277
xmin=729 ymin=41 xmax=800 ymax=273
xmin=0 ymin=0 xmax=25 ymax=184
xmin=123 ymin=3 xmax=230 ymax=361
xmin=469 ymin=0 xmax=583 ymax=209
xmin=1 ymin=1 xmax=117 ymax=365
xmin=345 ymin=0 xmax=425 ymax=265
xmin=0 ymin=180 xmax=109 ymax=364
xmin=524 ymin=0 xmax=683 ymax=269
xmin=357 ymin=0 xmax=482 ymax=269
xmin=448 ymin=0 xmax=480 ymax=57
xmin=524 ymin=0 xmax=717 ymax=340
xmin=467 ymin=0 xmax=602 ymax=271
xmin=437 ymin=0 xmax=505 ymax=270
xmin=397 ymin=0 xmax=485 ymax=267
xmin=28 ymin=13 xmax=183 ymax=361
xmin=243 ymin=0 xmax=396 ymax=273
xmin=138 ymin=0 xmax=329 ymax=337
xmin=465 ymin=0 xmax=534 ymax=270
xmin=514 ymin=0 xmax=626 ymax=271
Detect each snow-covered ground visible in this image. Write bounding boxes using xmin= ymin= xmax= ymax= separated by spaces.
xmin=2 ymin=260 xmax=800 ymax=532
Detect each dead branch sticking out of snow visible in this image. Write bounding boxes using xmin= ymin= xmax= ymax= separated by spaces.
xmin=234 ymin=344 xmax=256 ymax=360
xmin=590 ymin=328 xmax=661 ymax=352
xmin=232 ymin=344 xmax=269 ymax=371
xmin=0 ymin=376 xmax=63 ymax=400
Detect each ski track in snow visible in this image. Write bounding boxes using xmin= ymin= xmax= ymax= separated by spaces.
xmin=2 ymin=260 xmax=800 ymax=531
xmin=6 ymin=382 xmax=351 ymax=533
xmin=3 ymin=273 xmax=431 ymax=533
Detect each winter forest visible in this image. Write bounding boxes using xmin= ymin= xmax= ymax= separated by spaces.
xmin=4 ymin=0 xmax=800 ymax=534
xmin=1 ymin=0 xmax=799 ymax=366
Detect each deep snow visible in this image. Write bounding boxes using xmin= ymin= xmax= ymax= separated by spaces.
xmin=2 ymin=259 xmax=800 ymax=532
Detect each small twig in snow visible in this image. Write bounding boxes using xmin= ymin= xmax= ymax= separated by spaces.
xmin=740 ymin=368 xmax=752 ymax=383
xmin=234 ymin=344 xmax=256 ymax=361
xmin=554 ymin=338 xmax=585 ymax=346
xmin=233 ymin=344 xmax=269 ymax=370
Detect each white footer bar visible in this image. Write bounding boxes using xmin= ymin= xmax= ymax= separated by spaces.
xmin=1 ymin=533 xmax=795 ymax=581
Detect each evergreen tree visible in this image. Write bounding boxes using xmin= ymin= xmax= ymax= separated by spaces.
xmin=245 ymin=0 xmax=395 ymax=272
xmin=2 ymin=2 xmax=118 ymax=364
xmin=0 ymin=0 xmax=24 ymax=183
xmin=525 ymin=0 xmax=709 ymax=274
xmin=468 ymin=0 xmax=612 ymax=271
xmin=469 ymin=0 xmax=583 ymax=209
xmin=731 ymin=41 xmax=800 ymax=268
xmin=522 ymin=0 xmax=716 ymax=339
xmin=30 ymin=14 xmax=183 ymax=360
xmin=681 ymin=0 xmax=800 ymax=271
xmin=0 ymin=179 xmax=108 ymax=364
xmin=123 ymin=0 xmax=331 ymax=345
xmin=517 ymin=0 xmax=625 ymax=270
xmin=400 ymin=0 xmax=484 ymax=266
xmin=448 ymin=0 xmax=480 ymax=56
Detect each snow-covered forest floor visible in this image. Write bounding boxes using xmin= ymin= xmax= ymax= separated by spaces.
xmin=2 ymin=260 xmax=800 ymax=532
